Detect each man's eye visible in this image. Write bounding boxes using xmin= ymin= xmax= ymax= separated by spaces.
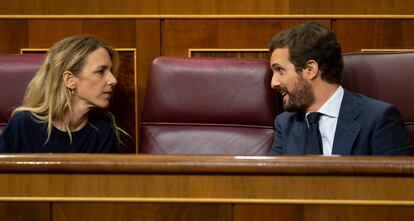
xmin=274 ymin=67 xmax=283 ymax=73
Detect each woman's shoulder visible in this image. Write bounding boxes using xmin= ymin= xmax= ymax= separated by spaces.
xmin=9 ymin=111 xmax=37 ymax=125
xmin=6 ymin=111 xmax=45 ymax=134
xmin=1 ymin=111 xmax=45 ymax=153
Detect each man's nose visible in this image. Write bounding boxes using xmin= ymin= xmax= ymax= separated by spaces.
xmin=271 ymin=73 xmax=280 ymax=89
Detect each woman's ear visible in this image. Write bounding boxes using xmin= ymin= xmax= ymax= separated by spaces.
xmin=304 ymin=60 xmax=319 ymax=80
xmin=63 ymin=71 xmax=77 ymax=90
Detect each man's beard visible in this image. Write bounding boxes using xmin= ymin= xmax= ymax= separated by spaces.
xmin=278 ymin=77 xmax=315 ymax=112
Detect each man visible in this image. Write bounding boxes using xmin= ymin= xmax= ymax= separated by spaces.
xmin=269 ymin=22 xmax=412 ymax=155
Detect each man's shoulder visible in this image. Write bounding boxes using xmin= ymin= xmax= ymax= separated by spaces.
xmin=343 ymin=90 xmax=403 ymax=125
xmin=346 ymin=91 xmax=395 ymax=112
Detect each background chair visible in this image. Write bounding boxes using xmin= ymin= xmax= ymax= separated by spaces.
xmin=0 ymin=54 xmax=44 ymax=133
xmin=140 ymin=57 xmax=278 ymax=155
xmin=342 ymin=52 xmax=414 ymax=144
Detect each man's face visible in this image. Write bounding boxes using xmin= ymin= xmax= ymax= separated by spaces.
xmin=270 ymin=48 xmax=314 ymax=112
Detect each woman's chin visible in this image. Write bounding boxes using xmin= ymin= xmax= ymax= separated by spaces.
xmin=94 ymin=101 xmax=110 ymax=109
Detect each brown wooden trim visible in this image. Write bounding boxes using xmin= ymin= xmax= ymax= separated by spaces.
xmin=361 ymin=49 xmax=414 ymax=52
xmin=1 ymin=154 xmax=414 ymax=175
xmin=188 ymin=48 xmax=269 ymax=57
xmin=1 ymin=197 xmax=414 ymax=206
xmin=2 ymin=14 xmax=414 ymax=20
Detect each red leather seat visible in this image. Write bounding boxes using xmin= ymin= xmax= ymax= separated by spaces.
xmin=140 ymin=57 xmax=278 ymax=155
xmin=342 ymin=52 xmax=414 ymax=144
xmin=0 ymin=54 xmax=44 ymax=133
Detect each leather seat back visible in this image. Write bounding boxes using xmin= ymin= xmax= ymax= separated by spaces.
xmin=0 ymin=54 xmax=44 ymax=133
xmin=140 ymin=57 xmax=278 ymax=155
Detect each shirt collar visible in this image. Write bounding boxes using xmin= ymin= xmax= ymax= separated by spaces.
xmin=317 ymin=86 xmax=344 ymax=118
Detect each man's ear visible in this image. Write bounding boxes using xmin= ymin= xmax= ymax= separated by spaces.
xmin=303 ymin=60 xmax=319 ymax=80
xmin=62 ymin=71 xmax=78 ymax=90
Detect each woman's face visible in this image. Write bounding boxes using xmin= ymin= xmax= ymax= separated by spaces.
xmin=73 ymin=47 xmax=117 ymax=109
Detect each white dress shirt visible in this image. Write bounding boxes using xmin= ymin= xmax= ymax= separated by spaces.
xmin=308 ymin=86 xmax=344 ymax=155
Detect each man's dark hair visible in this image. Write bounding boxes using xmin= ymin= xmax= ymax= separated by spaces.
xmin=268 ymin=22 xmax=343 ymax=84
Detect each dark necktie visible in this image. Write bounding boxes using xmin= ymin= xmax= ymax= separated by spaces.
xmin=305 ymin=112 xmax=323 ymax=154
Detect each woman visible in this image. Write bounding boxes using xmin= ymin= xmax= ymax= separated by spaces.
xmin=0 ymin=36 xmax=124 ymax=153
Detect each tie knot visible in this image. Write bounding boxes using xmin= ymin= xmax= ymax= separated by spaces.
xmin=307 ymin=112 xmax=321 ymax=124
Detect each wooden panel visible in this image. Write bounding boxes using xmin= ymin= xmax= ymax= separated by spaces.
xmin=0 ymin=202 xmax=49 ymax=221
xmin=1 ymin=155 xmax=414 ymax=220
xmin=190 ymin=50 xmax=269 ymax=59
xmin=0 ymin=20 xmax=28 ymax=53
xmin=156 ymin=0 xmax=289 ymax=15
xmin=234 ymin=204 xmax=414 ymax=221
xmin=81 ymin=20 xmax=136 ymax=48
xmin=163 ymin=19 xmax=331 ymax=57
xmin=28 ymin=20 xmax=82 ymax=48
xmin=2 ymin=173 xmax=414 ymax=200
xmin=0 ymin=0 xmax=289 ymax=15
xmin=335 ymin=20 xmax=414 ymax=53
xmin=1 ymin=155 xmax=414 ymax=201
xmin=109 ymin=50 xmax=136 ymax=152
xmin=53 ymin=203 xmax=231 ymax=221
xmin=234 ymin=204 xmax=304 ymax=221
xmin=291 ymin=0 xmax=414 ymax=15
xmin=0 ymin=0 xmax=413 ymax=15
xmin=27 ymin=20 xmax=137 ymax=48
xmin=135 ymin=20 xmax=161 ymax=149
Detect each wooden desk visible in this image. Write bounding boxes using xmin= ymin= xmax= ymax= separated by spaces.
xmin=0 ymin=154 xmax=414 ymax=221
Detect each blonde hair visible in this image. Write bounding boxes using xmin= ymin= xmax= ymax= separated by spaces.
xmin=13 ymin=35 xmax=124 ymax=145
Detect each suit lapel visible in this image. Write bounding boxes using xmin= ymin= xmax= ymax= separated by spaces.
xmin=285 ymin=113 xmax=308 ymax=154
xmin=332 ymin=90 xmax=361 ymax=155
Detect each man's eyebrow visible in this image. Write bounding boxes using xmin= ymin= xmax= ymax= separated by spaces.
xmin=271 ymin=63 xmax=284 ymax=69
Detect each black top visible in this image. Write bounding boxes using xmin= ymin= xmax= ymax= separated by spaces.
xmin=0 ymin=111 xmax=118 ymax=153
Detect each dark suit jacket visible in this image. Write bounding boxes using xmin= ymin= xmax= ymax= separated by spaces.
xmin=271 ymin=89 xmax=413 ymax=155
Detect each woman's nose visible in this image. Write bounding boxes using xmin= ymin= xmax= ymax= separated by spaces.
xmin=107 ymin=72 xmax=117 ymax=86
